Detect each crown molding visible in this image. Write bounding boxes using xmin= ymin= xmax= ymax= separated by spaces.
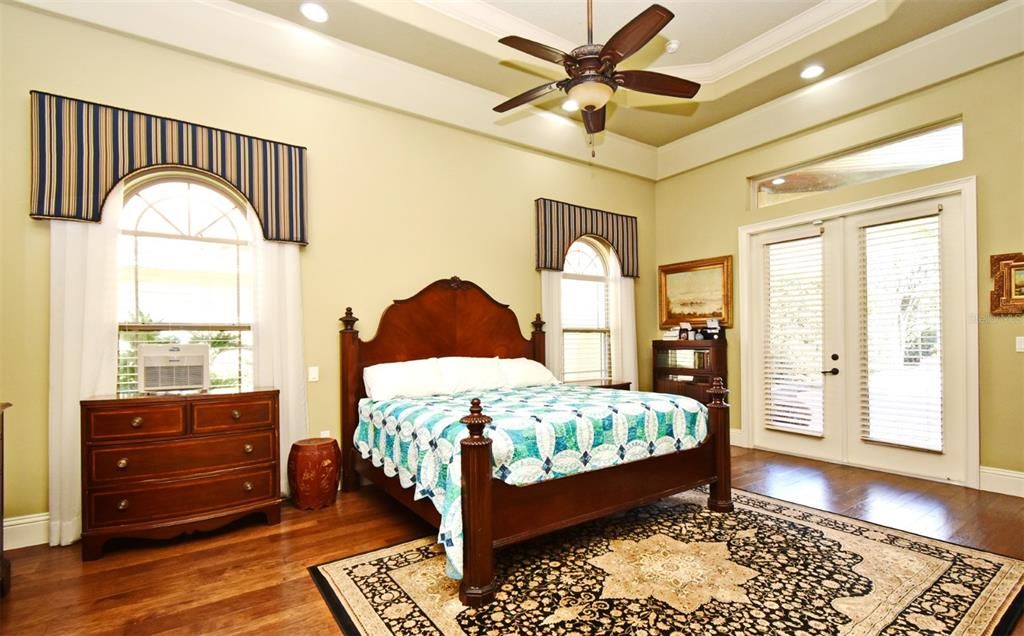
xmin=416 ymin=0 xmax=880 ymax=88
xmin=14 ymin=0 xmax=659 ymax=180
xmin=656 ymin=0 xmax=1024 ymax=179
xmin=653 ymin=0 xmax=881 ymax=85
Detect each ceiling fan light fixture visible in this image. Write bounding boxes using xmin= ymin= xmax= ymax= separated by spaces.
xmin=567 ymin=80 xmax=614 ymax=112
xmin=561 ymin=99 xmax=580 ymax=112
xmin=771 ymin=177 xmax=786 ymax=185
xmin=800 ymin=64 xmax=825 ymax=80
xmin=299 ymin=2 xmax=329 ymax=23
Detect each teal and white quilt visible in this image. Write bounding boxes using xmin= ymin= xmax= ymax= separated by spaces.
xmin=354 ymin=384 xmax=709 ymax=579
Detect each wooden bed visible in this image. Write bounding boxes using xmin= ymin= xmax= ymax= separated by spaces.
xmin=339 ymin=277 xmax=733 ymax=607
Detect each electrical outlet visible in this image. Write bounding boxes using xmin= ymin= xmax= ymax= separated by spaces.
xmin=1016 ymin=336 xmax=1024 ymax=353
xmin=319 ymin=430 xmax=331 ymax=438
xmin=307 ymin=366 xmax=319 ymax=382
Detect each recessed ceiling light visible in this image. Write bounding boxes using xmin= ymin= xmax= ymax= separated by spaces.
xmin=561 ymin=99 xmax=579 ymax=112
xmin=300 ymin=2 xmax=329 ymax=23
xmin=771 ymin=177 xmax=786 ymax=185
xmin=800 ymin=64 xmax=825 ymax=80
xmin=665 ymin=39 xmax=680 ymax=54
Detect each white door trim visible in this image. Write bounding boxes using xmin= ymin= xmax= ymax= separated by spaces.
xmin=737 ymin=177 xmax=979 ymax=487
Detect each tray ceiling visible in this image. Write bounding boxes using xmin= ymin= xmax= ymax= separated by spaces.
xmin=232 ymin=0 xmax=1003 ymax=146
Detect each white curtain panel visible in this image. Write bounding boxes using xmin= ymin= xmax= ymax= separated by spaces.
xmin=540 ymin=269 xmax=564 ymax=380
xmin=609 ymin=256 xmax=639 ymax=389
xmin=48 ymin=186 xmax=122 ymax=546
xmin=249 ymin=214 xmax=309 ymax=494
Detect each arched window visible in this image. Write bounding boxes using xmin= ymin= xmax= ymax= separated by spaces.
xmin=117 ymin=174 xmax=254 ymax=392
xmin=561 ymin=237 xmax=612 ymax=382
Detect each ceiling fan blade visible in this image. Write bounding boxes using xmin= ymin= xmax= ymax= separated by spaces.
xmin=493 ymin=81 xmax=563 ymax=113
xmin=582 ymin=107 xmax=606 ymax=134
xmin=498 ymin=36 xmax=574 ymax=66
xmin=615 ymin=70 xmax=700 ymax=98
xmin=600 ymin=4 xmax=674 ymax=65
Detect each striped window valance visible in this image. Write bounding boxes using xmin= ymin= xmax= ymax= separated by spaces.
xmin=536 ymin=198 xmax=639 ymax=277
xmin=30 ymin=91 xmax=308 ymax=245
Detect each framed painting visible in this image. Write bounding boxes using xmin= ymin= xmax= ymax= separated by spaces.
xmin=659 ymin=256 xmax=733 ymax=328
xmin=990 ymin=252 xmax=1024 ymax=315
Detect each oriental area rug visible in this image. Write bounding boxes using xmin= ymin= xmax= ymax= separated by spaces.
xmin=310 ymin=490 xmax=1024 ymax=635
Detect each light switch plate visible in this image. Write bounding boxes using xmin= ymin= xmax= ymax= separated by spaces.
xmin=1016 ymin=336 xmax=1024 ymax=353
xmin=307 ymin=366 xmax=320 ymax=382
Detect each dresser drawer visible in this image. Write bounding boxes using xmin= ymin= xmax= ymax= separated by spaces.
xmin=88 ymin=431 xmax=276 ymax=484
xmin=85 ymin=405 xmax=186 ymax=442
xmin=192 ymin=396 xmax=274 ymax=433
xmin=88 ymin=467 xmax=275 ymax=527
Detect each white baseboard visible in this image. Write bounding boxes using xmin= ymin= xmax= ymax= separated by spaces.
xmin=3 ymin=513 xmax=50 ymax=549
xmin=979 ymin=466 xmax=1024 ymax=498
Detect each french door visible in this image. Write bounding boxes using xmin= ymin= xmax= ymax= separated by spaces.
xmin=748 ymin=193 xmax=973 ymax=483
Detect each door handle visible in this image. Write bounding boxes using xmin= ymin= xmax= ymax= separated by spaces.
xmin=821 ymin=368 xmax=840 ymax=376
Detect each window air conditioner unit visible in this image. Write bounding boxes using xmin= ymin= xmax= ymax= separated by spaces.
xmin=137 ymin=344 xmax=210 ymax=392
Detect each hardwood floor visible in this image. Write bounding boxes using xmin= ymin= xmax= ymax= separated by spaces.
xmin=1 ymin=447 xmax=1022 ymax=634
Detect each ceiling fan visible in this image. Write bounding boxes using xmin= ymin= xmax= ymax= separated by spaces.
xmin=492 ymin=1 xmax=700 ymax=134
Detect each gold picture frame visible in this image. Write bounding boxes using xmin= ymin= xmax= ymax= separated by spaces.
xmin=659 ymin=255 xmax=733 ymax=329
xmin=990 ymin=252 xmax=1024 ymax=315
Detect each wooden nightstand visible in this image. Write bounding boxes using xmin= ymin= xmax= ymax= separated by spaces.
xmin=571 ymin=380 xmax=631 ymax=390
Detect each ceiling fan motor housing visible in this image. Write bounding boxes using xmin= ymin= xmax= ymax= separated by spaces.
xmin=564 ymin=44 xmax=618 ymax=109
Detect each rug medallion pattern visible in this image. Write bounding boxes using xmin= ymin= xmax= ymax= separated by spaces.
xmin=312 ymin=490 xmax=1024 ymax=635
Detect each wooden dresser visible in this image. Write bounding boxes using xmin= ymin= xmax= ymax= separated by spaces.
xmin=1 ymin=402 xmax=10 ymax=597
xmin=80 ymin=390 xmax=281 ymax=560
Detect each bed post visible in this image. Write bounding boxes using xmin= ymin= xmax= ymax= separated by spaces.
xmin=531 ymin=313 xmax=546 ymax=365
xmin=707 ymin=377 xmax=734 ymax=512
xmin=339 ymin=308 xmax=361 ymax=492
xmin=459 ymin=398 xmax=495 ymax=607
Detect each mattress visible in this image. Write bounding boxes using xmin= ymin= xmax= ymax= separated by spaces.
xmin=354 ymin=383 xmax=709 ymax=579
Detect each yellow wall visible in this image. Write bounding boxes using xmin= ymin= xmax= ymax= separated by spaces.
xmin=3 ymin=4 xmax=1021 ymax=521
xmin=654 ymin=55 xmax=1024 ymax=473
xmin=0 ymin=4 xmax=657 ymax=517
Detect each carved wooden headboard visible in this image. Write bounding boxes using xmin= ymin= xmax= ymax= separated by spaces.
xmin=338 ymin=277 xmax=545 ymax=487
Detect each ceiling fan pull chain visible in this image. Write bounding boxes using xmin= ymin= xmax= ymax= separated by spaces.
xmin=589 ymin=133 xmax=596 ymax=158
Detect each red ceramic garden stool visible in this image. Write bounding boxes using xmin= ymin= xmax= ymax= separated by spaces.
xmin=287 ymin=438 xmax=342 ymax=510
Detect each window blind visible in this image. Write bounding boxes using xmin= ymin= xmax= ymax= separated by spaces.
xmin=561 ymin=273 xmax=610 ymax=382
xmin=859 ymin=215 xmax=943 ymax=451
xmin=763 ymin=235 xmax=825 ymax=433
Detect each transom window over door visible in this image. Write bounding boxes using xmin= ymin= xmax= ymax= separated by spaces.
xmin=561 ymin=238 xmax=611 ymax=383
xmin=117 ymin=176 xmax=254 ymax=393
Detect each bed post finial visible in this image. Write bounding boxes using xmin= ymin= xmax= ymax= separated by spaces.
xmin=461 ymin=398 xmax=491 ymax=437
xmin=459 ymin=398 xmax=495 ymax=606
xmin=708 ymin=376 xmax=727 ymax=405
xmin=706 ymin=377 xmax=733 ymax=513
xmin=532 ymin=313 xmax=545 ymax=333
xmin=340 ymin=307 xmax=359 ymax=332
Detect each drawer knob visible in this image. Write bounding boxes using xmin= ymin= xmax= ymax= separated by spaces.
xmin=117 ymin=499 xmax=129 ymax=511
xmin=231 ymin=410 xmax=242 ymax=421
xmin=243 ymin=443 xmax=254 ymax=454
xmin=116 ymin=457 xmax=129 ymax=469
xmin=243 ymin=481 xmax=254 ymax=492
xmin=130 ymin=416 xmax=144 ymax=428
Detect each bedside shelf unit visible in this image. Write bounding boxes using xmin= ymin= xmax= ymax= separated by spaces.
xmin=80 ymin=390 xmax=281 ymax=560
xmin=652 ymin=337 xmax=728 ymax=404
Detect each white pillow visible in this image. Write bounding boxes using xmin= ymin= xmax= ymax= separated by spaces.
xmin=363 ymin=358 xmax=445 ymax=401
xmin=499 ymin=358 xmax=559 ymax=388
xmin=438 ymin=357 xmax=505 ymax=393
